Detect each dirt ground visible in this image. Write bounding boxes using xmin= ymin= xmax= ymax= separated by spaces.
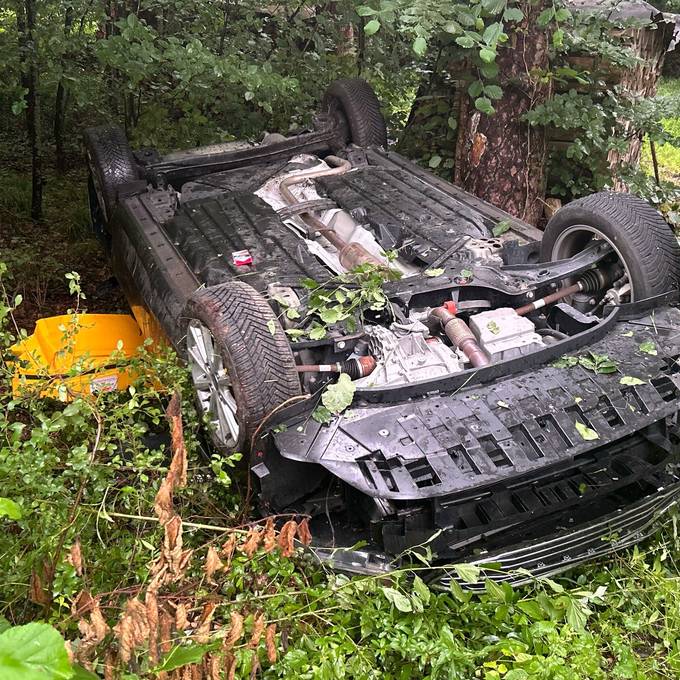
xmin=0 ymin=168 xmax=128 ymax=332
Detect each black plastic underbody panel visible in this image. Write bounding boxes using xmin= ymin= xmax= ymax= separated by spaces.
xmin=318 ymin=167 xmax=489 ymax=265
xmin=275 ymin=312 xmax=680 ymax=500
xmin=162 ymin=192 xmax=329 ymax=292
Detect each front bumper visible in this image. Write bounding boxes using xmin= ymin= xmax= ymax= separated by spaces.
xmin=311 ymin=475 xmax=680 ymax=587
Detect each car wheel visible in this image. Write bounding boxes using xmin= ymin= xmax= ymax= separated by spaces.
xmin=83 ymin=125 xmax=138 ymax=226
xmin=183 ymin=282 xmax=302 ymax=453
xmin=540 ymin=191 xmax=680 ymax=301
xmin=323 ymin=78 xmax=388 ymax=148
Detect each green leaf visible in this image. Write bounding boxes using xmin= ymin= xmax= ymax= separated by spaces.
xmin=482 ymin=22 xmax=503 ymax=46
xmin=639 ymin=340 xmax=657 ymax=356
xmin=382 ymin=587 xmax=412 ymax=612
xmin=503 ymin=7 xmax=524 ymax=22
xmin=428 ymin=155 xmax=442 ymax=169
xmin=492 ymin=220 xmax=510 ymax=236
xmin=482 ymin=0 xmax=505 ymax=14
xmin=621 ymin=330 xmax=634 ymax=337
xmin=455 ymin=35 xmax=475 ymax=49
xmin=486 ymin=321 xmax=500 ymax=335
xmin=474 ymin=97 xmax=495 ymax=114
xmin=447 ymin=116 xmax=458 ymax=130
xmin=285 ymin=328 xmax=305 ymax=340
xmin=552 ymin=355 xmax=578 ymax=368
xmin=484 ymin=85 xmax=503 ymax=100
xmin=308 ymin=325 xmax=327 ymax=341
xmin=154 ymin=643 xmax=215 ymax=672
xmin=620 ymin=376 xmax=645 ymax=386
xmin=266 ymin=319 xmax=276 ymax=336
xmin=0 ymin=498 xmax=21 ymax=520
xmin=424 ymin=268 xmax=445 ymax=277
xmin=453 ymin=563 xmax=481 ymax=584
xmin=468 ymin=80 xmax=484 ymax=98
xmin=412 ymin=575 xmax=431 ymax=605
xmin=566 ymin=599 xmax=588 ymax=631
xmin=479 ymin=48 xmax=497 ymax=64
xmin=0 ymin=623 xmax=72 ymax=680
xmin=285 ymin=307 xmax=301 ymax=320
xmin=413 ymin=36 xmax=427 ymax=56
xmin=312 ymin=406 xmax=333 ymax=424
xmin=517 ymin=600 xmax=544 ymax=620
xmin=321 ymin=373 xmax=356 ymax=415
xmin=537 ymin=8 xmax=555 ymax=26
xmin=364 ymin=19 xmax=380 ymax=36
xmin=575 ymin=421 xmax=599 ymax=441
xmin=72 ymin=666 xmax=100 ymax=680
xmin=356 ymin=5 xmax=376 ymax=16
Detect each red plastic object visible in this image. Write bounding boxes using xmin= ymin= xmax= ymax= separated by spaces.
xmin=443 ymin=300 xmax=458 ymax=315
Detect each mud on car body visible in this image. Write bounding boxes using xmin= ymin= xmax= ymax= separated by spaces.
xmin=85 ymin=78 xmax=680 ymax=587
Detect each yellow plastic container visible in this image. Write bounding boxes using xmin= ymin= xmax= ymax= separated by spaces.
xmin=10 ymin=314 xmax=145 ymax=398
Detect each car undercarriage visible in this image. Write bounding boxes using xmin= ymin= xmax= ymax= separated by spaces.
xmin=85 ymin=78 xmax=680 ymax=585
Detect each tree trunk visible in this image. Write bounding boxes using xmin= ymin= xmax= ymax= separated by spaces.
xmin=25 ymin=0 xmax=42 ymax=221
xmin=456 ymin=1 xmax=551 ymax=226
xmin=54 ymin=5 xmax=74 ymax=174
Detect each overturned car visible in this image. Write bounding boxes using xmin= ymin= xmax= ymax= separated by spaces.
xmin=85 ymin=78 xmax=680 ymax=586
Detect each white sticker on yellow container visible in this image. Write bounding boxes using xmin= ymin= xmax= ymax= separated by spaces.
xmin=89 ymin=374 xmax=118 ymax=394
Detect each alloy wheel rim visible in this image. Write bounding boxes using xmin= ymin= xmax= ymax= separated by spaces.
xmin=550 ymin=224 xmax=634 ymax=301
xmin=186 ymin=319 xmax=240 ymax=449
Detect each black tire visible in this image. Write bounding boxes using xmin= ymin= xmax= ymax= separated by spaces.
xmin=540 ymin=191 xmax=680 ymax=300
xmin=184 ymin=282 xmax=301 ymax=453
xmin=322 ymin=78 xmax=388 ymax=148
xmin=83 ymin=125 xmax=138 ymax=225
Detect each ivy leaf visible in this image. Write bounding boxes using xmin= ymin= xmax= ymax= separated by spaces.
xmin=424 ymin=268 xmax=445 ymax=277
xmin=285 ymin=328 xmax=305 ymax=340
xmin=453 ymin=563 xmax=481 ymax=584
xmin=0 ymin=498 xmax=21 ymax=520
xmin=364 ymin=19 xmax=380 ymax=36
xmin=575 ymin=421 xmax=599 ymax=441
xmin=285 ymin=307 xmax=301 ymax=320
xmin=639 ymin=340 xmax=657 ymax=356
xmin=474 ymin=96 xmax=495 ymax=114
xmin=0 ymin=623 xmax=72 ymax=680
xmin=492 ymin=220 xmax=510 ymax=236
xmin=455 ymin=35 xmax=475 ymax=49
xmin=382 ymin=587 xmax=412 ymax=612
xmin=620 ymin=376 xmax=645 ymax=386
xmin=428 ymin=155 xmax=442 ymax=169
xmin=413 ymin=36 xmax=427 ymax=56
xmin=322 ymin=373 xmax=356 ymax=414
xmin=266 ymin=319 xmax=276 ymax=336
xmin=356 ymin=5 xmax=377 ymax=16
